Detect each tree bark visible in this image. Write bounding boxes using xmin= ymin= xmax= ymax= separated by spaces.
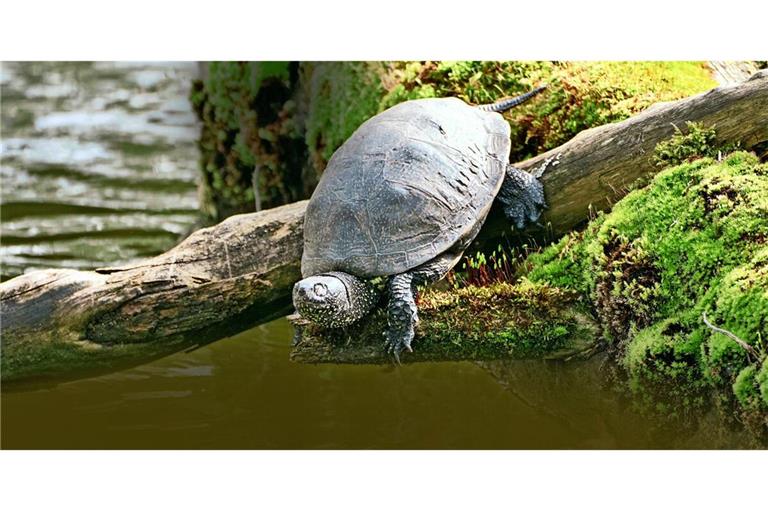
xmin=2 ymin=70 xmax=767 ymax=382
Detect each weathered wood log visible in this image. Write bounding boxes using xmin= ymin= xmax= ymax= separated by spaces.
xmin=1 ymin=201 xmax=305 ymax=382
xmin=482 ymin=68 xmax=768 ymax=239
xmin=2 ymin=70 xmax=767 ymax=382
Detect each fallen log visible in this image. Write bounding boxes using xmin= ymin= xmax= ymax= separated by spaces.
xmin=1 ymin=201 xmax=305 ymax=383
xmin=484 ymin=68 xmax=768 ymax=238
xmin=2 ymin=70 xmax=767 ymax=382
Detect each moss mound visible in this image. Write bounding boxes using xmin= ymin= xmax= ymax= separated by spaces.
xmin=524 ymin=151 xmax=768 ymax=430
xmin=191 ymin=61 xmax=716 ymax=218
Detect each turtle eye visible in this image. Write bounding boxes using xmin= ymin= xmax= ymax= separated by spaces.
xmin=313 ymin=283 xmax=328 ymax=297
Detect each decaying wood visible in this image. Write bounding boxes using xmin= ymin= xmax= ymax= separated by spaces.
xmin=2 ymin=70 xmax=767 ymax=381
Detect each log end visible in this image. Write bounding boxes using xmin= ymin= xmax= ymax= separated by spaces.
xmin=290 ymin=280 xmax=600 ymax=365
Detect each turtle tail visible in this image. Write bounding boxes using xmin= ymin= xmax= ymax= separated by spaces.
xmin=476 ymin=84 xmax=548 ymax=113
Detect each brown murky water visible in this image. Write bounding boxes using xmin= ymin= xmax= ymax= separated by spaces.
xmin=0 ymin=62 xmax=757 ymax=449
xmin=2 ymin=317 xmax=755 ymax=449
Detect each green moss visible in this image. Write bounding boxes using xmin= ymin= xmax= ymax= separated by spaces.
xmin=732 ymin=360 xmax=768 ymax=434
xmin=624 ymin=319 xmax=708 ymax=415
xmin=734 ymin=365 xmax=759 ymax=406
xmin=380 ymin=61 xmax=716 ymax=162
xmin=416 ymin=280 xmax=594 ymax=359
xmin=652 ymin=121 xmax=741 ymax=168
xmin=759 ymin=359 xmax=768 ymax=404
xmin=523 ymin=226 xmax=598 ymax=296
xmin=304 ymin=62 xmax=386 ymax=169
xmin=295 ymin=280 xmax=598 ymax=363
xmin=192 ymin=61 xmax=717 ymax=218
xmin=524 ymin=150 xmax=768 ymax=429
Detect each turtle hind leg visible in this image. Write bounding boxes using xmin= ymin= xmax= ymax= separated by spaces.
xmin=385 ymin=253 xmax=462 ymax=363
xmin=498 ymin=164 xmax=547 ymax=230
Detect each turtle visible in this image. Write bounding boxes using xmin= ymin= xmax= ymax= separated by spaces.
xmin=292 ymin=86 xmax=548 ymax=361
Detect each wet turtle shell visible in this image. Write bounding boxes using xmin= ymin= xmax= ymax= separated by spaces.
xmin=301 ymin=97 xmax=511 ymax=278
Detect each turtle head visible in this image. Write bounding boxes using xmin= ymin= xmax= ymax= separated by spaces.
xmin=293 ymin=272 xmax=379 ymax=328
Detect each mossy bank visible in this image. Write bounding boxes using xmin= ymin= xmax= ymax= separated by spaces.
xmin=524 ymin=149 xmax=768 ymax=437
xmin=191 ymin=61 xmax=717 ymax=219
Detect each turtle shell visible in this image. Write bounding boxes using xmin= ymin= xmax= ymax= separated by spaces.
xmin=301 ymin=97 xmax=511 ymax=278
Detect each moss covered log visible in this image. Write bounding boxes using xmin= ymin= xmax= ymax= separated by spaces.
xmin=291 ymin=280 xmax=599 ymax=364
xmin=192 ymin=61 xmax=718 ymax=219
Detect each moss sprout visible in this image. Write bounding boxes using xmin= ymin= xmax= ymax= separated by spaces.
xmin=652 ymin=121 xmax=741 ymax=168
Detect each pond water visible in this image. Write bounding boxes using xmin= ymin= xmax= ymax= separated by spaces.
xmin=0 ymin=62 xmax=756 ymax=449
xmin=0 ymin=61 xmax=201 ymax=280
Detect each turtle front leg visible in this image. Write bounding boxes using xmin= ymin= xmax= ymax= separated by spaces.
xmin=385 ymin=253 xmax=461 ymax=363
xmin=498 ymin=164 xmax=547 ymax=230
xmin=385 ymin=272 xmax=418 ymax=363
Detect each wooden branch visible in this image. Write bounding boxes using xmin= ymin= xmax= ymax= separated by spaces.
xmin=702 ymin=311 xmax=761 ymax=362
xmin=2 ymin=70 xmax=767 ymax=381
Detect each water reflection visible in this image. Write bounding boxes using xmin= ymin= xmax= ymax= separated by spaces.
xmin=1 ymin=317 xmax=756 ymax=449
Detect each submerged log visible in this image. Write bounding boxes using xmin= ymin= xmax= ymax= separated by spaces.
xmin=289 ymin=282 xmax=602 ymax=365
xmin=2 ymin=70 xmax=767 ymax=382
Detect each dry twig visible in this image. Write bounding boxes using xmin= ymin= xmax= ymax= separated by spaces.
xmin=702 ymin=311 xmax=761 ymax=361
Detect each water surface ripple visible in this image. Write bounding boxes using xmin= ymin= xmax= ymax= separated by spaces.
xmin=1 ymin=61 xmax=201 ymax=280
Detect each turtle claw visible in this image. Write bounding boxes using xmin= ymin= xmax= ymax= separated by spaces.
xmin=392 ymin=348 xmax=402 ymax=366
xmin=384 ymin=325 xmax=414 ymax=365
xmin=500 ymin=165 xmax=547 ymax=230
